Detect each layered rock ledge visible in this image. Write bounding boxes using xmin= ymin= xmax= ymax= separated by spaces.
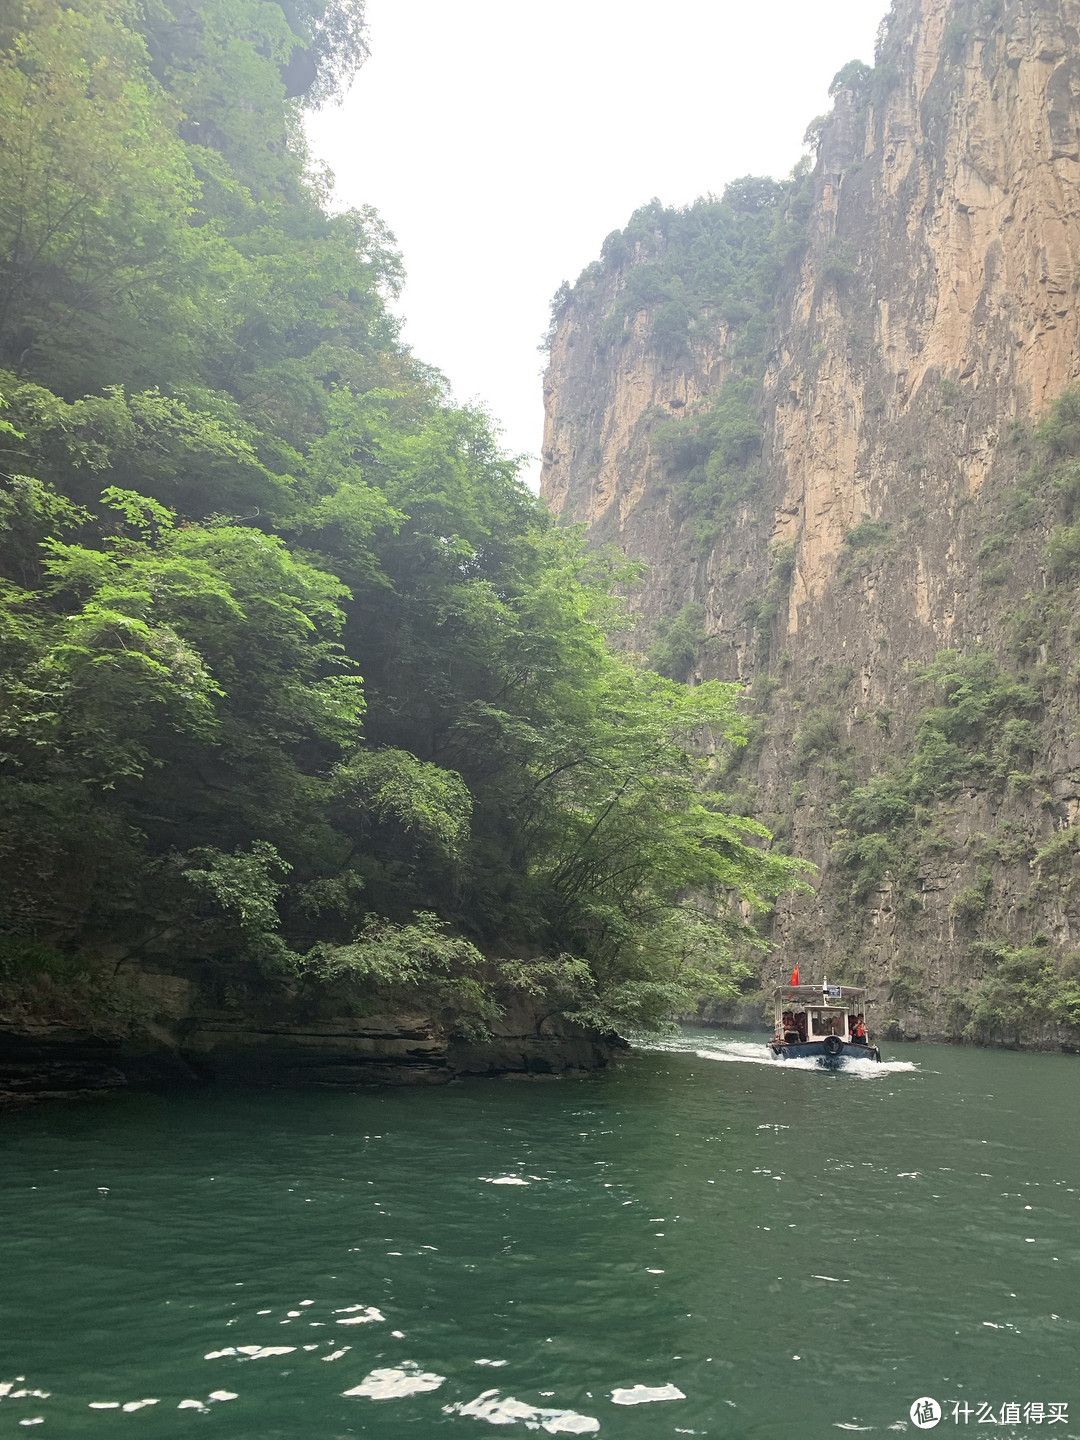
xmin=0 ymin=1001 xmax=627 ymax=1107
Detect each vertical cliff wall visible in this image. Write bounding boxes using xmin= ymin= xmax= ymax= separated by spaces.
xmin=541 ymin=0 xmax=1080 ymax=1041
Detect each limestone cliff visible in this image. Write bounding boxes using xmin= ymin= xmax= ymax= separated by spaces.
xmin=541 ymin=0 xmax=1080 ymax=1044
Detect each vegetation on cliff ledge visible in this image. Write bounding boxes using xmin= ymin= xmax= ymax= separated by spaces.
xmin=0 ymin=0 xmax=808 ymax=1040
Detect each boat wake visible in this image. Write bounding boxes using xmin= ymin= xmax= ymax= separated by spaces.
xmin=639 ymin=1035 xmax=918 ymax=1078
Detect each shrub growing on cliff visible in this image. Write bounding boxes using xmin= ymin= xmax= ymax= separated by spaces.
xmin=844 ymin=517 xmax=892 ymax=551
xmin=651 ymin=299 xmax=692 ymax=356
xmin=839 ymin=831 xmax=899 ymax=901
xmin=647 ymin=602 xmax=708 ymax=681
xmin=653 ymin=378 xmax=764 ymax=551
xmin=1044 ymin=523 xmax=1080 ymax=577
xmin=949 ymin=867 xmax=993 ymax=926
xmin=947 ymin=940 xmax=1080 ymax=1046
xmin=818 ymin=239 xmax=856 ymax=290
xmin=794 ymin=707 xmax=844 ymax=770
xmin=1038 ymin=386 xmax=1080 ymax=458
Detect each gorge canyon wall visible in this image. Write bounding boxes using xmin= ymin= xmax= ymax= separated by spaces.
xmin=541 ymin=0 xmax=1080 ymax=1041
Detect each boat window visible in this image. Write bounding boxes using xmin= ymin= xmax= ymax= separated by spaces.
xmin=810 ymin=1009 xmax=844 ymax=1037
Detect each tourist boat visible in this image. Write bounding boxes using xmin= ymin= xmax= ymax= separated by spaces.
xmin=767 ymin=979 xmax=881 ymax=1066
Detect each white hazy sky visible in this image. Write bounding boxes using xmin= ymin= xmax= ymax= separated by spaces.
xmin=306 ymin=0 xmax=886 ymax=488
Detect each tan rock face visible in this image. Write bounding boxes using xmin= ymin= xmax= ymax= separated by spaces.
xmin=781 ymin=0 xmax=1080 ymax=602
xmin=540 ymin=0 xmax=1080 ymax=1036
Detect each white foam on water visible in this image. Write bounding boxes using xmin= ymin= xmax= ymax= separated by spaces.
xmin=541 ymin=1416 xmax=600 ymax=1435
xmin=322 ymin=1348 xmax=350 ymax=1362
xmin=834 ymin=1425 xmax=876 ymax=1431
xmin=18 ymin=1420 xmax=44 ymax=1428
xmin=234 ymin=1346 xmax=295 ymax=1359
xmin=475 ymin=1359 xmax=509 ymax=1367
xmin=208 ymin=1391 xmax=238 ymax=1402
xmin=88 ymin=1402 xmax=120 ymax=1409
xmin=694 ymin=1042 xmax=915 ymax=1077
xmin=122 ymin=1400 xmax=158 ymax=1412
xmin=204 ymin=1348 xmax=236 ymax=1359
xmin=610 ymin=1385 xmax=685 ymax=1406
xmin=10 ymin=1390 xmax=50 ymax=1399
xmin=343 ymin=1363 xmax=446 ymax=1400
xmin=178 ymin=1399 xmax=208 ymax=1412
xmin=445 ymin=1390 xmax=600 ymax=1433
xmin=638 ymin=1035 xmax=917 ymax=1078
xmin=481 ymin=1176 xmax=530 ymax=1186
xmin=333 ymin=1305 xmax=384 ymax=1325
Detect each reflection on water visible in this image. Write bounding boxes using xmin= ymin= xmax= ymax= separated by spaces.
xmin=1 ymin=1029 xmax=1079 ymax=1437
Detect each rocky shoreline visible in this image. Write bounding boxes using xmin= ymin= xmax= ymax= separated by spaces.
xmin=0 ymin=1001 xmax=629 ymax=1108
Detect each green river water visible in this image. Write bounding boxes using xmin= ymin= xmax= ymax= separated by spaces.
xmin=1 ymin=1029 xmax=1078 ymax=1438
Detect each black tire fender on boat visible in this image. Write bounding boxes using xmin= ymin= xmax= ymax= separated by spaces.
xmin=823 ymin=1035 xmax=843 ymax=1056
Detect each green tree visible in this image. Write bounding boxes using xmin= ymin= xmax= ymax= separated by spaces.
xmin=0 ymin=0 xmax=809 ymax=1038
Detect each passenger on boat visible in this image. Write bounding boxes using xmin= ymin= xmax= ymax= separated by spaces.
xmin=851 ymin=1015 xmax=868 ymax=1044
xmin=793 ymin=1011 xmax=808 ymax=1042
xmin=782 ymin=1011 xmax=800 ymax=1044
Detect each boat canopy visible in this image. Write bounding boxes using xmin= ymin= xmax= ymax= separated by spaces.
xmin=771 ymin=983 xmax=868 ymax=1002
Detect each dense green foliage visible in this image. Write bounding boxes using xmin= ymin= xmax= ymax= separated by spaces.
xmin=0 ymin=0 xmax=807 ymax=1034
xmin=646 ymin=602 xmax=708 ymax=682
xmin=945 ymin=939 xmax=1080 ymax=1046
xmin=591 ymin=178 xmax=799 ymax=352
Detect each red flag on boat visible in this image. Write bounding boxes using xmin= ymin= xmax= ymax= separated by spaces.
xmin=789 ymin=964 xmax=800 ymax=985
